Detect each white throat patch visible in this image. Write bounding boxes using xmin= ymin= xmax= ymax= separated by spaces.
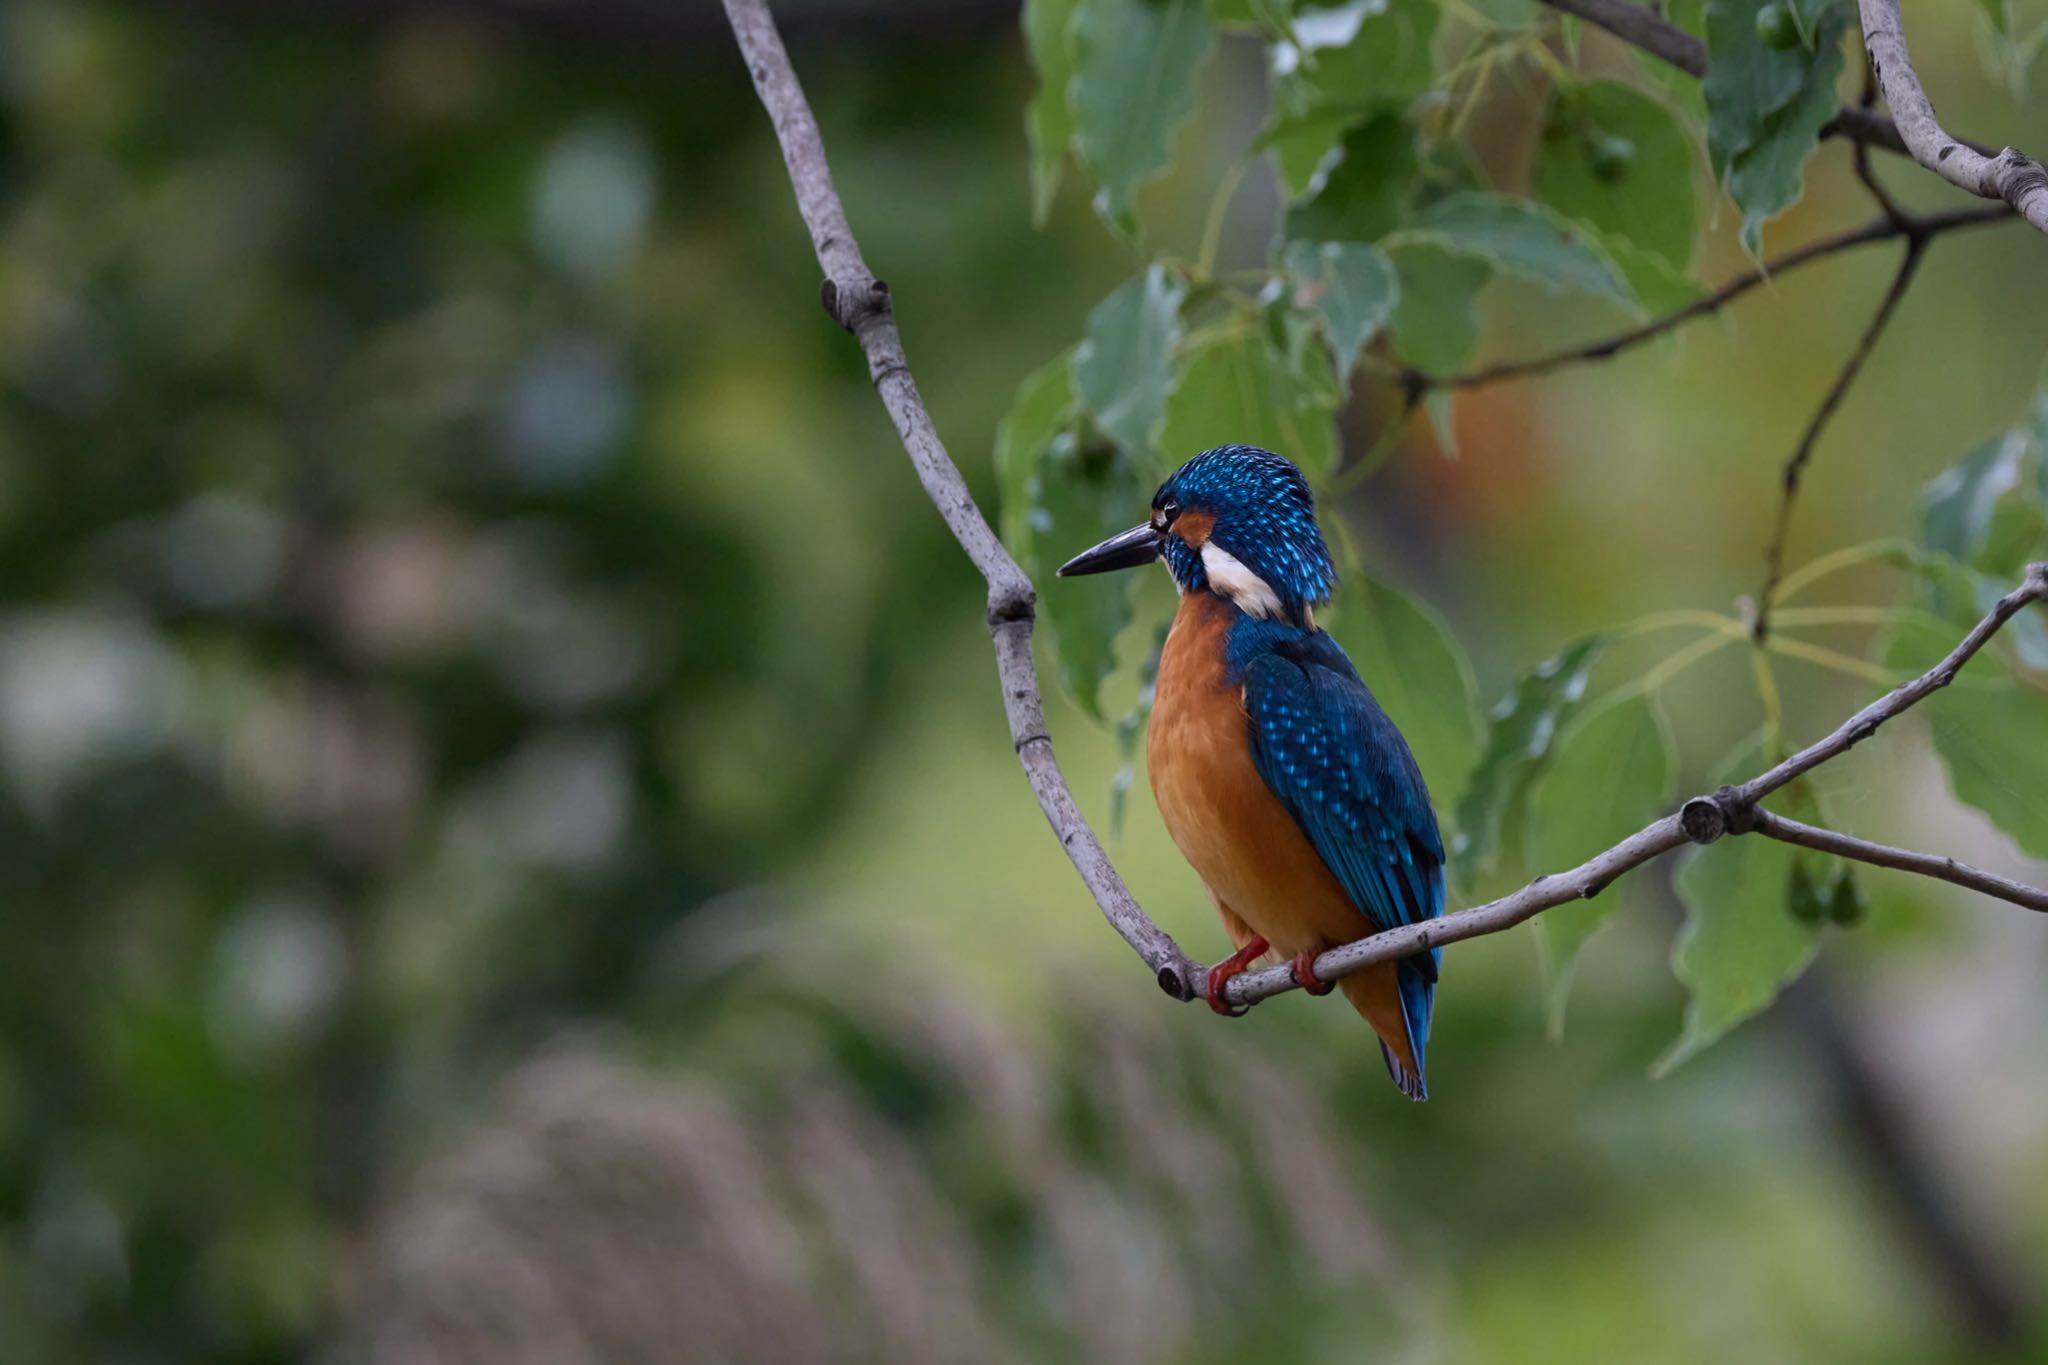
xmin=1200 ymin=542 xmax=1284 ymax=620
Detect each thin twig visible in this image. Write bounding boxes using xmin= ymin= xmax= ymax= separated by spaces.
xmin=1858 ymin=0 xmax=2048 ymax=235
xmin=1752 ymin=237 xmax=1926 ymax=641
xmin=1751 ymin=810 xmax=2048 ymax=914
xmin=1407 ymin=204 xmax=2007 ymax=393
xmin=722 ymin=0 xmax=1206 ymax=999
xmin=1234 ymin=564 xmax=2048 ymax=1007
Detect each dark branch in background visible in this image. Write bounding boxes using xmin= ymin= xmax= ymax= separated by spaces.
xmin=721 ymin=0 xmax=1207 ymax=1002
xmin=1750 ymin=77 xmax=1926 ymax=640
xmin=724 ymin=1 xmax=2048 ymax=1012
xmin=1752 ymin=237 xmax=1925 ymax=640
xmin=1858 ymin=0 xmax=2048 ymax=235
xmin=1403 ymin=203 xmax=2007 ymax=395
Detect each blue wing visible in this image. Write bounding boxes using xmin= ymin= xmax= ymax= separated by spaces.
xmin=1238 ymin=626 xmax=1445 ymax=1093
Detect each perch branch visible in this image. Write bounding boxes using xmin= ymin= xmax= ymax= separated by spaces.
xmin=1858 ymin=0 xmax=2048 ymax=235
xmin=1233 ymin=564 xmax=2048 ymax=1007
xmin=1750 ymin=810 xmax=2048 ymax=914
xmin=725 ymin=0 xmax=2048 ymax=1016
xmin=1752 ymin=235 xmax=1926 ymax=640
xmin=1406 ymin=203 xmax=2006 ymax=394
xmin=721 ymin=0 xmax=1206 ymax=1000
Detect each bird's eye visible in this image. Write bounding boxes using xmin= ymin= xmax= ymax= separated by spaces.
xmin=1155 ymin=498 xmax=1181 ymax=528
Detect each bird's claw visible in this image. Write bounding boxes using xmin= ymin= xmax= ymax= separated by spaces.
xmin=1203 ymin=935 xmax=1269 ymax=1017
xmin=1290 ymin=950 xmax=1333 ymax=996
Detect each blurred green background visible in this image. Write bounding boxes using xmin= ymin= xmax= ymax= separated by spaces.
xmin=0 ymin=1 xmax=2044 ymax=1361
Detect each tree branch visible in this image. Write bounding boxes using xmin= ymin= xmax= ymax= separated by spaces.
xmin=1750 ymin=809 xmax=2048 ymax=915
xmin=1236 ymin=564 xmax=2048 ymax=1007
xmin=721 ymin=0 xmax=1206 ymax=1001
xmin=1407 ymin=203 xmax=2007 ymax=394
xmin=1752 ymin=235 xmax=1926 ymax=640
xmin=1858 ymin=0 xmax=2048 ymax=235
xmin=725 ymin=0 xmax=2048 ymax=1019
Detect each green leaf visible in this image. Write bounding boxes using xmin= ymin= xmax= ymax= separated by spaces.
xmin=1035 ymin=434 xmax=1148 ymax=716
xmin=1323 ymin=568 xmax=1482 ymax=822
xmin=1921 ymin=428 xmax=2029 ymax=565
xmin=994 ymin=347 xmax=1080 ymax=557
xmin=1386 ymin=242 xmax=1491 ymax=377
xmin=1533 ymin=79 xmax=1699 ymax=270
xmin=1110 ymin=622 xmax=1170 ymax=833
xmin=1271 ymin=0 xmax=1439 ymax=112
xmin=1404 ymin=192 xmax=1635 ymax=306
xmin=1071 ymin=0 xmax=1216 ymax=232
xmin=1594 ymin=228 xmax=1703 ymax=317
xmin=1883 ymin=614 xmax=2048 ymax=861
xmin=1073 ymin=265 xmax=1189 ymax=461
xmin=1280 ymin=110 xmax=1418 ymax=234
xmin=1281 ymin=240 xmax=1398 ymax=384
xmin=1655 ymin=741 xmax=1822 ymax=1076
xmin=1024 ymin=0 xmax=1085 ymax=225
xmin=1703 ymin=0 xmax=1848 ymax=254
xmin=1260 ymin=0 xmax=1436 ymax=201
xmin=1452 ymin=635 xmax=1607 ymax=890
xmin=1526 ymin=695 xmax=1676 ymax=1036
xmin=1157 ymin=328 xmax=1340 ymax=477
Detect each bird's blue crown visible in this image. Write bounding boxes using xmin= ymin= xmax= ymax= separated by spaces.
xmin=1156 ymin=445 xmax=1336 ymax=623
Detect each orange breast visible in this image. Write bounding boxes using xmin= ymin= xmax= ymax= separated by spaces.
xmin=1146 ymin=594 xmax=1367 ymax=960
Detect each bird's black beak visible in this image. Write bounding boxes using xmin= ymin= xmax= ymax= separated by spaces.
xmin=1057 ymin=522 xmax=1160 ymax=577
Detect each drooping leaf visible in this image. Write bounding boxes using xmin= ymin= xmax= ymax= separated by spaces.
xmin=1533 ymin=79 xmax=1699 ymax=270
xmin=1157 ymin=328 xmax=1340 ymax=477
xmin=1073 ymin=265 xmax=1189 ymax=461
xmin=1921 ymin=427 xmax=2029 ymax=565
xmin=1110 ymin=622 xmax=1170 ymax=833
xmin=1883 ymin=614 xmax=2048 ymax=861
xmin=1452 ymin=635 xmax=1607 ymax=890
xmin=1280 ymin=240 xmax=1398 ymax=384
xmin=1034 ymin=433 xmax=1148 ymax=716
xmin=1655 ymin=742 xmax=1823 ymax=1076
xmin=1322 ymin=567 xmax=1482 ymax=821
xmin=994 ymin=347 xmax=1079 ymax=557
xmin=1593 ymin=228 xmax=1703 ymax=317
xmin=1024 ymin=0 xmax=1085 ymax=225
xmin=1703 ymin=0 xmax=1849 ymax=254
xmin=1404 ymin=192 xmax=1636 ymax=307
xmin=1386 ymin=242 xmax=1491 ymax=377
xmin=1280 ymin=110 xmax=1419 ymax=235
xmin=1259 ymin=0 xmax=1437 ymax=201
xmin=1070 ymin=0 xmax=1216 ymax=232
xmin=1270 ymin=0 xmax=1440 ymax=112
xmin=1526 ymin=695 xmax=1676 ymax=1036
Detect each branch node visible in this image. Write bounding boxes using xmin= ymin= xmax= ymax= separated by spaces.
xmin=1680 ymin=797 xmax=1727 ymax=844
xmin=819 ymin=274 xmax=892 ymax=333
xmin=1156 ymin=965 xmax=1196 ymax=1001
xmin=1715 ymin=785 xmax=1758 ymax=836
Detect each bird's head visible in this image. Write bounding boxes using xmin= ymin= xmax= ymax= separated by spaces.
xmin=1057 ymin=444 xmax=1335 ymax=625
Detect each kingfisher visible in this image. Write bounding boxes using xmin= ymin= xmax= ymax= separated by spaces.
xmin=1058 ymin=445 xmax=1445 ymax=1100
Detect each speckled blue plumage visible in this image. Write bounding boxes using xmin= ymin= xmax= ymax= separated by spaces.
xmin=1226 ymin=616 xmax=1444 ymax=1096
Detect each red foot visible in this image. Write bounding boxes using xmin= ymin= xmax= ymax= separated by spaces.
xmin=1204 ymin=936 xmax=1270 ymax=1016
xmin=1291 ymin=950 xmax=1333 ymax=996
